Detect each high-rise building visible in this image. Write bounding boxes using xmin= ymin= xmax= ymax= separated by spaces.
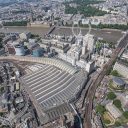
xmin=83 ymin=34 xmax=95 ymax=54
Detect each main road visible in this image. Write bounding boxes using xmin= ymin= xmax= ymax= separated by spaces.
xmin=83 ymin=31 xmax=128 ymax=128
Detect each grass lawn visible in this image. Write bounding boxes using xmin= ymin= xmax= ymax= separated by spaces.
xmin=103 ymin=112 xmax=115 ymax=126
xmin=108 ymin=80 xmax=125 ymax=92
xmin=118 ymin=115 xmax=128 ymax=124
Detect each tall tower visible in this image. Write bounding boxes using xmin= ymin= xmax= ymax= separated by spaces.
xmin=82 ymin=36 xmax=88 ymax=55
xmin=82 ymin=34 xmax=95 ymax=55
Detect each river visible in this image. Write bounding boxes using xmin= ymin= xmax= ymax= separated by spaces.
xmin=0 ymin=26 xmax=124 ymax=43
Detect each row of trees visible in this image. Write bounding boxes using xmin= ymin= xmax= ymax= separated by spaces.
xmin=97 ymin=24 xmax=128 ymax=31
xmin=80 ymin=23 xmax=128 ymax=31
xmin=3 ymin=21 xmax=28 ymax=26
xmin=78 ymin=6 xmax=107 ymax=17
xmin=64 ymin=0 xmax=104 ymax=6
xmin=65 ymin=5 xmax=77 ymax=14
xmin=65 ymin=22 xmax=128 ymax=31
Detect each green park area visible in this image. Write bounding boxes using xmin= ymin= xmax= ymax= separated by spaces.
xmin=113 ymin=99 xmax=123 ymax=111
xmin=96 ymin=104 xmax=114 ymax=125
xmin=103 ymin=112 xmax=114 ymax=125
xmin=96 ymin=91 xmax=128 ymax=127
xmin=110 ymin=70 xmax=121 ymax=77
xmin=65 ymin=0 xmax=107 ymax=17
xmin=0 ymin=86 xmax=4 ymax=94
xmin=64 ymin=0 xmax=128 ymax=30
xmin=107 ymin=92 xmax=116 ymax=100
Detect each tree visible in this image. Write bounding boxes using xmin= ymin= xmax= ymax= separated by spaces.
xmin=64 ymin=1 xmax=107 ymax=16
xmin=114 ymin=121 xmax=121 ymax=127
xmin=30 ymin=34 xmax=39 ymax=39
xmin=0 ymin=87 xmax=4 ymax=93
xmin=0 ymin=38 xmax=2 ymax=42
xmin=96 ymin=104 xmax=106 ymax=115
xmin=107 ymin=92 xmax=116 ymax=100
xmin=110 ymin=70 xmax=121 ymax=77
xmin=113 ymin=99 xmax=122 ymax=109
xmin=0 ymin=112 xmax=4 ymax=116
xmin=123 ymin=111 xmax=128 ymax=119
xmin=106 ymin=68 xmax=112 ymax=75
xmin=104 ymin=119 xmax=111 ymax=124
xmin=3 ymin=21 xmax=27 ymax=26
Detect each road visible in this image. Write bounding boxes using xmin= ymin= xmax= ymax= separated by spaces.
xmin=0 ymin=117 xmax=11 ymax=126
xmin=83 ymin=31 xmax=128 ymax=128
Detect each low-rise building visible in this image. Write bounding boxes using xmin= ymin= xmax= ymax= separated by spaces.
xmin=106 ymin=102 xmax=122 ymax=119
xmin=15 ymin=97 xmax=24 ymax=104
xmin=19 ymin=32 xmax=31 ymax=40
xmin=112 ymin=77 xmax=125 ymax=89
xmin=113 ymin=61 xmax=128 ymax=78
xmin=117 ymin=93 xmax=128 ymax=111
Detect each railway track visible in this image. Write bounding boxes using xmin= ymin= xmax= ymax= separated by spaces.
xmin=83 ymin=32 xmax=128 ymax=128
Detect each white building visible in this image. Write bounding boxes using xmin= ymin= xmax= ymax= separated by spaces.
xmin=81 ymin=19 xmax=90 ymax=25
xmin=15 ymin=97 xmax=24 ymax=104
xmin=83 ymin=34 xmax=95 ymax=53
xmin=67 ymin=44 xmax=81 ymax=60
xmin=91 ymin=19 xmax=100 ymax=25
xmin=85 ymin=61 xmax=95 ymax=73
xmin=19 ymin=32 xmax=31 ymax=40
xmin=113 ymin=61 xmax=128 ymax=78
xmin=58 ymin=53 xmax=76 ymax=66
xmin=117 ymin=93 xmax=128 ymax=111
